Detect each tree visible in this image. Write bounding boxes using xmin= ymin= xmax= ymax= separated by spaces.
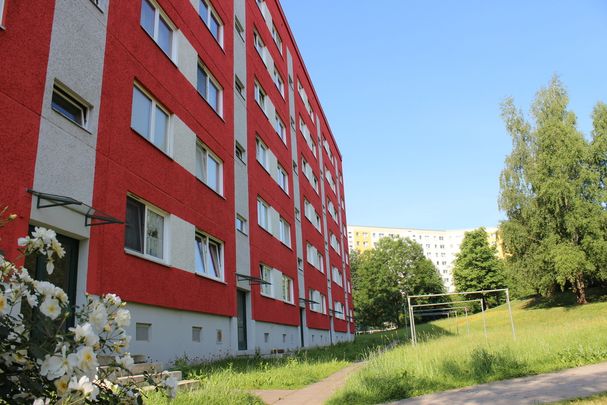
xmin=352 ymin=237 xmax=445 ymax=328
xmin=498 ymin=76 xmax=607 ymax=304
xmin=452 ymin=227 xmax=505 ymax=306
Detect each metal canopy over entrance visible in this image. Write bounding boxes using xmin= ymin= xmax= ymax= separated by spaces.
xmin=28 ymin=189 xmax=123 ymax=227
xmin=236 ymin=273 xmax=271 ymax=285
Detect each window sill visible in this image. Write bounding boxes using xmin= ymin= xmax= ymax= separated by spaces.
xmin=124 ymin=248 xmax=171 ymax=268
xmin=194 ymin=272 xmax=227 ymax=285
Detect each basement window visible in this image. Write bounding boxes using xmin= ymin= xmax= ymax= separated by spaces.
xmin=51 ymin=84 xmax=89 ymax=128
xmin=192 ymin=326 xmax=202 ymax=342
xmin=136 ymin=323 xmax=151 ymax=341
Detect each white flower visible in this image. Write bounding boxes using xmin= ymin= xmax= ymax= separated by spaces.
xmin=40 ymin=346 xmax=73 ymax=380
xmin=115 ymin=353 xmax=134 ymax=369
xmin=45 ymin=260 xmax=54 ymax=275
xmin=0 ymin=292 xmax=8 ymax=315
xmin=73 ymin=346 xmax=98 ymax=376
xmin=114 ymin=309 xmax=131 ymax=328
xmin=18 ymin=268 xmax=33 ymax=283
xmin=39 ymin=297 xmax=61 ymax=320
xmin=25 ymin=291 xmax=38 ymax=308
xmin=70 ymin=323 xmax=99 ymax=347
xmin=54 ymin=375 xmax=70 ymax=397
xmin=104 ymin=293 xmax=122 ymax=306
xmin=51 ymin=238 xmax=65 ymax=258
xmin=162 ymin=375 xmax=178 ymax=398
xmin=32 ymin=227 xmax=57 ymax=245
xmin=68 ymin=375 xmax=99 ymax=401
xmin=34 ymin=281 xmax=56 ymax=297
xmin=17 ymin=236 xmax=30 ymax=247
xmin=32 ymin=398 xmax=51 ymax=405
xmin=55 ymin=288 xmax=68 ymax=305
xmin=89 ymin=302 xmax=108 ymax=331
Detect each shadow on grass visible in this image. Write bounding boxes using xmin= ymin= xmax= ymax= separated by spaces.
xmin=440 ymin=347 xmax=529 ymax=384
xmin=523 ymin=288 xmax=607 ymax=310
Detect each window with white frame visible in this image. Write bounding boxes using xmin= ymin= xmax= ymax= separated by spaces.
xmin=277 ymin=165 xmax=288 ymax=194
xmin=195 ymin=142 xmax=223 ymax=194
xmin=131 ymin=84 xmax=170 ymax=153
xmin=194 ymin=232 xmax=223 ymax=280
xmin=274 ymin=113 xmax=286 ymax=143
xmin=253 ymin=30 xmax=265 ymax=54
xmin=273 ymin=67 xmax=284 ymax=96
xmin=325 ymin=168 xmax=336 ymax=193
xmin=235 ymin=142 xmax=246 ymax=163
xmin=125 ymin=196 xmax=167 ymax=260
xmin=327 ymin=200 xmax=337 ymax=222
xmin=279 ymin=217 xmax=291 ymax=247
xmin=271 ymin=23 xmax=282 ymax=53
xmin=332 ymin=266 xmax=342 ymax=286
xmin=0 ymin=0 xmax=6 ymax=25
xmin=254 ymin=81 xmax=267 ymax=110
xmin=306 ymin=243 xmax=323 ymax=272
xmin=301 ymin=159 xmax=319 ymax=193
xmin=198 ymin=0 xmax=223 ymax=46
xmin=236 ymin=215 xmax=247 ymax=234
xmin=303 ymin=199 xmax=321 ymax=231
xmin=334 ymin=302 xmax=345 ymax=319
xmin=299 ymin=118 xmax=316 ymax=158
xmin=255 ymin=138 xmax=269 ymax=170
xmin=197 ymin=63 xmax=222 ymax=115
xmin=281 ymin=274 xmax=293 ymax=303
xmin=260 ymin=264 xmax=273 ymax=296
xmin=140 ymin=0 xmax=175 ymax=59
xmin=297 ymin=81 xmax=314 ymax=121
xmin=51 ymin=83 xmax=89 ymax=128
xmin=330 ymin=233 xmax=340 ymax=254
xmin=309 ymin=289 xmax=326 ymax=314
xmin=257 ymin=198 xmax=270 ymax=231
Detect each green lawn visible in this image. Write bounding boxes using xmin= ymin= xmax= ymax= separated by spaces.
xmin=328 ymin=296 xmax=607 ymax=404
xmin=145 ymin=328 xmax=406 ymax=404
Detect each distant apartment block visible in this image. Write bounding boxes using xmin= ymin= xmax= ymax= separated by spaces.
xmin=347 ymin=225 xmax=499 ymax=292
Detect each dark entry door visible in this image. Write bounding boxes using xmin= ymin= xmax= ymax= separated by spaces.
xmin=24 ymin=230 xmax=79 ymax=326
xmin=237 ymin=290 xmax=247 ymax=350
xmin=299 ymin=308 xmax=305 ymax=347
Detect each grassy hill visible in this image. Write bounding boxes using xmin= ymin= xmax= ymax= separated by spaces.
xmin=328 ymin=297 xmax=607 ymax=404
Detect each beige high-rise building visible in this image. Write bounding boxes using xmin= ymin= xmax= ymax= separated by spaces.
xmin=347 ymin=225 xmax=499 ymax=292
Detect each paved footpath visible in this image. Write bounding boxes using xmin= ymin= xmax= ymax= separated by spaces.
xmin=252 ymin=362 xmax=365 ymax=405
xmin=389 ymin=361 xmax=607 ymax=405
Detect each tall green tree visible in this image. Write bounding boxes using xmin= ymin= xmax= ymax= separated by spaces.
xmin=352 ymin=237 xmax=444 ymax=328
xmin=499 ymin=76 xmax=607 ymax=304
xmin=452 ymin=228 xmax=505 ymax=305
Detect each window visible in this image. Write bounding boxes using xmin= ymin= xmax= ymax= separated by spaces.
xmin=273 ymin=67 xmax=284 ymax=96
xmin=255 ymin=138 xmax=269 ymax=170
xmin=131 ymin=85 xmax=170 ymax=153
xmin=281 ymin=275 xmax=293 ymax=303
xmin=277 ymin=165 xmax=288 ymax=194
xmin=198 ymin=0 xmax=223 ymax=45
xmin=235 ymin=142 xmax=246 ymax=163
xmin=236 ymin=215 xmax=247 ymax=234
xmin=194 ymin=232 xmax=224 ymax=280
xmin=325 ymin=168 xmax=336 ymax=193
xmin=332 ymin=267 xmax=342 ymax=286
xmin=330 ymin=233 xmax=340 ymax=254
xmin=140 ymin=0 xmax=174 ymax=58
xmin=216 ymin=329 xmax=223 ymax=343
xmin=254 ymin=81 xmax=266 ymax=109
xmin=304 ymin=200 xmax=321 ymax=231
xmin=271 ymin=23 xmax=282 ymax=53
xmin=234 ymin=16 xmax=245 ymax=41
xmin=260 ymin=264 xmax=273 ymax=296
xmin=125 ymin=196 xmax=166 ymax=260
xmin=334 ymin=302 xmax=345 ymax=320
xmin=299 ymin=118 xmax=317 ymax=158
xmin=234 ymin=76 xmax=245 ymax=99
xmin=195 ymin=143 xmax=223 ymax=194
xmin=0 ymin=0 xmax=6 ymax=25
xmin=197 ymin=63 xmax=222 ymax=115
xmin=257 ymin=198 xmax=270 ymax=231
xmin=192 ymin=326 xmax=202 ymax=342
xmin=135 ymin=323 xmax=151 ymax=341
xmin=306 ymin=243 xmax=323 ymax=272
xmin=309 ymin=290 xmax=326 ymax=314
xmin=253 ymin=30 xmax=265 ymax=54
xmin=327 ymin=200 xmax=337 ymax=222
xmin=274 ymin=113 xmax=286 ymax=143
xmin=301 ymin=159 xmax=319 ymax=193
xmin=279 ymin=217 xmax=291 ymax=246
xmin=51 ymin=84 xmax=89 ymax=128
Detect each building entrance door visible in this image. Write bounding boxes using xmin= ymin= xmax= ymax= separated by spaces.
xmin=237 ymin=290 xmax=248 ymax=351
xmin=24 ymin=229 xmax=79 ymax=326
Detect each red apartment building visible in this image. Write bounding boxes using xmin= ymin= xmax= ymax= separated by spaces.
xmin=0 ymin=0 xmax=353 ymax=363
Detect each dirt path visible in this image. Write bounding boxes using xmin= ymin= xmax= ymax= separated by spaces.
xmin=252 ymin=362 xmax=365 ymax=405
xmin=388 ymin=361 xmax=607 ymax=405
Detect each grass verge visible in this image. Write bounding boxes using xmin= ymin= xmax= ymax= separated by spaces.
xmin=328 ymin=297 xmax=607 ymax=404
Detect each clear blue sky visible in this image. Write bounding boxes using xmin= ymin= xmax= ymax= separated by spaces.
xmin=281 ymin=0 xmax=607 ymax=230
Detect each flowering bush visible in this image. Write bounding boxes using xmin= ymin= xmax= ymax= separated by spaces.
xmin=0 ymin=210 xmax=175 ymax=404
